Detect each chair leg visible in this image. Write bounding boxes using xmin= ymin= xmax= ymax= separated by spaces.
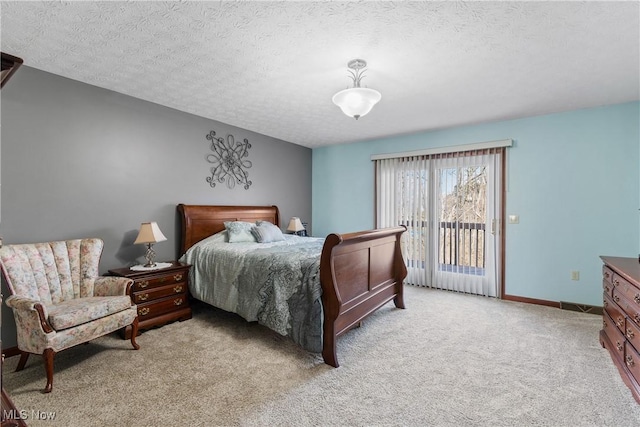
xmin=15 ymin=351 xmax=29 ymax=372
xmin=42 ymin=348 xmax=55 ymax=393
xmin=130 ymin=317 xmax=140 ymax=350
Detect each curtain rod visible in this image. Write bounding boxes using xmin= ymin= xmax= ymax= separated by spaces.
xmin=370 ymin=139 xmax=513 ymax=161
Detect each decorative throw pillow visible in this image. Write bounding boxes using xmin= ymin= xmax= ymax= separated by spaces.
xmin=251 ymin=221 xmax=285 ymax=243
xmin=224 ymin=221 xmax=257 ymax=243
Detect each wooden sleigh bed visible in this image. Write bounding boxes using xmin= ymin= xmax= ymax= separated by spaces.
xmin=177 ymin=204 xmax=407 ymax=367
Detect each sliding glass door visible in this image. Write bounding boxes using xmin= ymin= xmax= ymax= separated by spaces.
xmin=376 ymin=148 xmax=504 ymax=297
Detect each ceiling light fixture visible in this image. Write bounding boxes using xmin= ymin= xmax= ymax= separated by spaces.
xmin=332 ymin=59 xmax=381 ymax=120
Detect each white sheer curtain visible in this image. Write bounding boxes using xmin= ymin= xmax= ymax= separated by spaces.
xmin=376 ymin=148 xmax=504 ymax=297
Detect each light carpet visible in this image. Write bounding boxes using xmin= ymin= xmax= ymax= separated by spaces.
xmin=3 ymin=286 xmax=640 ymax=426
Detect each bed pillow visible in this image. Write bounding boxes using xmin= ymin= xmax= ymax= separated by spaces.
xmin=251 ymin=221 xmax=285 ymax=243
xmin=224 ymin=221 xmax=257 ymax=243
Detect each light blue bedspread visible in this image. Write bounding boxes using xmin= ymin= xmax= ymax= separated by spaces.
xmin=179 ymin=232 xmax=325 ymax=352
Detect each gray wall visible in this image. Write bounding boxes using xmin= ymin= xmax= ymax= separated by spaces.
xmin=1 ymin=66 xmax=312 ymax=348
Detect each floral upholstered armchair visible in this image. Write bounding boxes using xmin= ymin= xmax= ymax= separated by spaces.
xmin=0 ymin=238 xmax=139 ymax=393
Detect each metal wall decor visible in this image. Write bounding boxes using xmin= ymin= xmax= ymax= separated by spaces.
xmin=205 ymin=130 xmax=252 ymax=190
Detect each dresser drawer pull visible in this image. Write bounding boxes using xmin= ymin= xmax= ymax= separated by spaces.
xmin=174 ymin=273 xmax=183 ymax=282
xmin=605 ymin=286 xmax=610 ymax=294
xmin=635 ymin=313 xmax=640 ymax=324
xmin=635 ymin=294 xmax=640 ymax=304
xmin=626 ymin=328 xmax=635 ymax=339
xmin=139 ymin=307 xmax=150 ymax=316
xmin=139 ymin=280 xmax=149 ymax=289
xmin=616 ymin=341 xmax=623 ymax=352
xmin=603 ymin=300 xmax=608 ymax=308
xmin=614 ymin=279 xmax=620 ymax=286
xmin=617 ymin=317 xmax=624 ymax=328
xmin=626 ymin=355 xmax=635 ymax=367
xmin=614 ymin=295 xmax=620 ymax=303
xmin=603 ymin=319 xmax=607 ymax=328
xmin=138 ymin=293 xmax=149 ymax=301
xmin=605 ymin=271 xmax=610 ymax=279
xmin=174 ymin=298 xmax=183 ymax=306
xmin=173 ymin=285 xmax=183 ymax=293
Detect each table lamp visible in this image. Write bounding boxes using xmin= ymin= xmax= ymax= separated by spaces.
xmin=287 ymin=217 xmax=305 ymax=236
xmin=134 ymin=222 xmax=167 ymax=267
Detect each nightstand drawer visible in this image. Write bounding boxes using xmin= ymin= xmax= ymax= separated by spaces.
xmin=133 ymin=272 xmax=186 ymax=292
xmin=108 ymin=262 xmax=192 ymax=338
xmin=136 ymin=294 xmax=187 ymax=319
xmin=132 ymin=282 xmax=187 ymax=304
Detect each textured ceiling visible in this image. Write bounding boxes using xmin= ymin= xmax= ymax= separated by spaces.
xmin=1 ymin=1 xmax=638 ymax=148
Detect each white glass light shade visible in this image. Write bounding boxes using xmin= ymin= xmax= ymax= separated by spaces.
xmin=133 ymin=222 xmax=167 ymax=244
xmin=287 ymin=217 xmax=305 ymax=233
xmin=332 ymin=87 xmax=382 ymax=120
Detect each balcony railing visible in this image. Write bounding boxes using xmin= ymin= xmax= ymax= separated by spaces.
xmin=439 ymin=221 xmax=485 ymax=269
xmin=402 ymin=220 xmax=486 ymax=276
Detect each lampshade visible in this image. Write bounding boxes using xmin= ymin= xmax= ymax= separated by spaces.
xmin=134 ymin=222 xmax=167 ymax=245
xmin=287 ymin=217 xmax=305 ymax=233
xmin=332 ymin=59 xmax=381 ymax=120
xmin=332 ymin=87 xmax=382 ymax=120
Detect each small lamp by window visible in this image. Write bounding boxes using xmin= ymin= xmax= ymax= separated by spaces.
xmin=133 ymin=222 xmax=167 ymax=267
xmin=287 ymin=217 xmax=305 ymax=236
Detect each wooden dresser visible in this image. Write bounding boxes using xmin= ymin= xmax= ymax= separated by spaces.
xmin=600 ymin=256 xmax=640 ymax=404
xmin=108 ymin=262 xmax=192 ymax=338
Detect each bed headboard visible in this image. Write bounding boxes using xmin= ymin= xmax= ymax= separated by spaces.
xmin=177 ymin=204 xmax=280 ymax=255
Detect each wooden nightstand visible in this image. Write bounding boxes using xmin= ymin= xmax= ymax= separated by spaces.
xmin=108 ymin=262 xmax=192 ymax=339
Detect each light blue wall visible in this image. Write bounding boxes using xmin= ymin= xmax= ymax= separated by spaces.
xmin=312 ymin=102 xmax=640 ymax=306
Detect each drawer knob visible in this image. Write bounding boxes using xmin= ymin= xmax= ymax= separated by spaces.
xmin=627 ymin=328 xmax=635 ymax=339
xmin=139 ymin=307 xmax=150 ymax=316
xmin=635 ymin=313 xmax=640 ymax=324
xmin=174 ymin=273 xmax=183 ymax=282
xmin=605 ymin=272 xmax=610 ymax=278
xmin=139 ymin=280 xmax=149 ymax=289
xmin=603 ymin=319 xmax=607 ymax=328
xmin=605 ymin=286 xmax=610 ymax=294
xmin=604 ymin=300 xmax=608 ymax=308
xmin=173 ymin=285 xmax=183 ymax=293
xmin=614 ymin=295 xmax=620 ymax=303
xmin=174 ymin=298 xmax=183 ymax=306
xmin=613 ymin=279 xmax=619 ymax=286
xmin=139 ymin=293 xmax=149 ymax=301
xmin=626 ymin=355 xmax=635 ymax=367
xmin=616 ymin=341 xmax=623 ymax=352
xmin=617 ymin=317 xmax=624 ymax=328
xmin=635 ymin=294 xmax=640 ymax=304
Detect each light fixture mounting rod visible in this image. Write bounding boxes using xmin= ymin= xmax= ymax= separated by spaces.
xmin=346 ymin=59 xmax=368 ymax=88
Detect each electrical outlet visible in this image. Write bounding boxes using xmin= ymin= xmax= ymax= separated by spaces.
xmin=571 ymin=271 xmax=580 ymax=281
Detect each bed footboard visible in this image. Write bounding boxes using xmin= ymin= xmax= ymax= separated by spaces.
xmin=319 ymin=226 xmax=407 ymax=367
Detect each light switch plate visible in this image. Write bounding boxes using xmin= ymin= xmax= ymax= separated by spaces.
xmin=508 ymin=215 xmax=519 ymax=224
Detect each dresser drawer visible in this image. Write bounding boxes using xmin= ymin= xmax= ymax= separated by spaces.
xmin=604 ymin=292 xmax=625 ymax=333
xmin=136 ymin=294 xmax=188 ymax=319
xmin=614 ymin=291 xmax=640 ymax=327
xmin=625 ymin=341 xmax=640 ymax=386
xmin=604 ymin=311 xmax=626 ymax=362
xmin=132 ymin=282 xmax=187 ymax=304
xmin=613 ymin=273 xmax=640 ymax=312
xmin=603 ymin=266 xmax=614 ymax=296
xmin=625 ymin=315 xmax=640 ymax=354
xmin=133 ymin=271 xmax=187 ymax=292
